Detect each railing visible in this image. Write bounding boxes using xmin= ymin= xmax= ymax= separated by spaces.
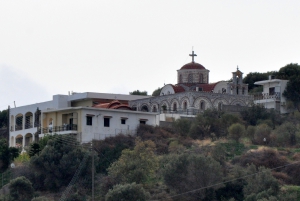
xmin=42 ymin=124 xmax=78 ymax=133
xmin=25 ymin=123 xmax=33 ymax=129
xmin=15 ymin=125 xmax=23 ymax=131
xmin=115 ymin=129 xmax=137 ymax=135
xmin=254 ymin=92 xmax=280 ymax=101
xmin=159 ymin=108 xmax=204 ymax=115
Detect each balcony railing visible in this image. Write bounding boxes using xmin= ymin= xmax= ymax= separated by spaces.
xmin=254 ymin=92 xmax=280 ymax=101
xmin=42 ymin=124 xmax=78 ymax=133
xmin=25 ymin=123 xmax=33 ymax=129
xmin=159 ymin=108 xmax=204 ymax=115
xmin=15 ymin=125 xmax=23 ymax=131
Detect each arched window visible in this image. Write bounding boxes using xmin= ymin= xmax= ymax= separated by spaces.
xmin=173 ymin=103 xmax=177 ymax=111
xmin=199 ymin=73 xmax=203 ymax=83
xmin=152 ymin=106 xmax=157 ymax=112
xmin=141 ymin=105 xmax=149 ymax=112
xmin=200 ymin=101 xmax=205 ymax=110
xmin=179 ymin=74 xmax=182 ymax=83
xmin=188 ymin=74 xmax=193 ymax=83
xmin=183 ymin=101 xmax=187 ymax=110
xmin=218 ymin=102 xmax=223 ymax=111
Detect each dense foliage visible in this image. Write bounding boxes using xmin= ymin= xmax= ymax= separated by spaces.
xmin=129 ymin=90 xmax=148 ymax=96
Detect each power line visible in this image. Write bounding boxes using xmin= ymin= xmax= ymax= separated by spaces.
xmin=154 ymin=159 xmax=300 ymax=201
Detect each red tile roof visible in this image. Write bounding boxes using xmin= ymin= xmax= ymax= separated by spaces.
xmin=93 ymin=100 xmax=132 ymax=110
xmin=180 ymin=62 xmax=206 ymax=70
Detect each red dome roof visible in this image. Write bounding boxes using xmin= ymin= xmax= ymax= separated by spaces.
xmin=180 ymin=62 xmax=206 ymax=70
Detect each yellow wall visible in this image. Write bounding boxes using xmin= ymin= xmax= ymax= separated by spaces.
xmin=43 ymin=109 xmax=83 ymax=132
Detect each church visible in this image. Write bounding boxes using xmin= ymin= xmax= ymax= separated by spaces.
xmin=129 ymin=51 xmax=252 ymax=115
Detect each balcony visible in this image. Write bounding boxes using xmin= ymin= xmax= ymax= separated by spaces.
xmin=42 ymin=124 xmax=78 ymax=134
xmin=254 ymin=92 xmax=280 ymax=101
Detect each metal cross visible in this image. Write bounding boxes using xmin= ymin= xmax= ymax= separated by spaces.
xmin=189 ymin=51 xmax=197 ymax=62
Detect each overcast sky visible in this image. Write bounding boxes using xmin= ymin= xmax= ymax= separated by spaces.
xmin=0 ymin=1 xmax=299 ymax=110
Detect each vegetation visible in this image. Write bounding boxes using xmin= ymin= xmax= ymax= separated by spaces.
xmin=0 ymin=109 xmax=8 ymax=128
xmin=9 ymin=176 xmax=34 ymax=201
xmin=152 ymin=87 xmax=162 ymax=96
xmin=129 ymin=90 xmax=148 ymax=96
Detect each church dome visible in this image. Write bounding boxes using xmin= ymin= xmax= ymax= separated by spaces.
xmin=180 ymin=62 xmax=206 ymax=70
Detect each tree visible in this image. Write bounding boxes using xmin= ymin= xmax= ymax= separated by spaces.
xmin=0 ymin=109 xmax=8 ymax=128
xmin=276 ymin=63 xmax=300 ymax=80
xmin=0 ymin=139 xmax=19 ymax=173
xmin=274 ymin=122 xmax=299 ymax=146
xmin=107 ymin=138 xmax=158 ymax=184
xmin=129 ymin=90 xmax=148 ymax=96
xmin=105 ymin=183 xmax=150 ymax=201
xmin=152 ymin=87 xmax=162 ymax=96
xmin=161 ymin=153 xmax=223 ymax=201
xmin=283 ymin=74 xmax=300 ymax=111
xmin=173 ymin=118 xmax=192 ymax=137
xmin=243 ymin=165 xmax=279 ymax=201
xmin=30 ymin=135 xmax=94 ymax=191
xmin=28 ymin=142 xmax=41 ymax=157
xmin=9 ymin=176 xmax=34 ymax=201
xmin=228 ymin=123 xmax=245 ymax=142
xmin=243 ymin=72 xmax=275 ymax=92
xmin=240 ymin=105 xmax=271 ymax=126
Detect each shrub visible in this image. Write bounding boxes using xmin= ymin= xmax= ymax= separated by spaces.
xmin=93 ymin=134 xmax=135 ymax=173
xmin=173 ymin=118 xmax=192 ymax=137
xmin=105 ymin=183 xmax=150 ymax=201
xmin=253 ymin=124 xmax=272 ymax=145
xmin=228 ymin=123 xmax=245 ymax=142
xmin=161 ymin=153 xmax=223 ymax=201
xmin=9 ymin=176 xmax=34 ymax=201
xmin=232 ymin=148 xmax=288 ymax=169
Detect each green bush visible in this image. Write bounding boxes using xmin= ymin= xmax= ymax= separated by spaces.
xmin=228 ymin=123 xmax=246 ymax=142
xmin=105 ymin=183 xmax=150 ymax=201
xmin=9 ymin=176 xmax=34 ymax=201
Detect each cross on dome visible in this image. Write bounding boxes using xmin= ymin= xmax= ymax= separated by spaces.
xmin=189 ymin=51 xmax=197 ymax=63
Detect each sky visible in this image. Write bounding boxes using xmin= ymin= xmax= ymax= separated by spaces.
xmin=0 ymin=0 xmax=299 ymax=110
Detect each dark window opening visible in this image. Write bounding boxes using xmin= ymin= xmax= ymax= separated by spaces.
xmin=269 ymin=87 xmax=275 ymax=95
xmin=121 ymin=119 xmax=126 ymax=124
xmin=140 ymin=120 xmax=146 ymax=124
xmin=104 ymin=118 xmax=110 ymax=127
xmin=86 ymin=116 xmax=92 ymax=125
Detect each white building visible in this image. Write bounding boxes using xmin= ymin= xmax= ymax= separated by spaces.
xmin=254 ymin=77 xmax=289 ymax=114
xmin=9 ymin=92 xmax=158 ymax=148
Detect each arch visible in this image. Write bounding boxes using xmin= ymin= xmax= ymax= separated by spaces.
xmin=230 ymin=99 xmax=247 ymax=106
xmin=212 ymin=98 xmax=229 ymax=108
xmin=141 ymin=104 xmax=149 ymax=112
xmin=199 ymin=73 xmax=203 ymax=83
xmin=194 ymin=97 xmax=213 ymax=110
xmin=160 ymin=100 xmax=170 ymax=111
xmin=173 ymin=102 xmax=177 ymax=111
xmin=152 ymin=105 xmax=157 ymax=112
xmin=15 ymin=113 xmax=23 ymax=131
xmin=15 ymin=134 xmax=23 ymax=148
xmin=180 ymin=97 xmax=190 ymax=110
xmin=188 ymin=74 xmax=193 ymax=83
xmin=10 ymin=115 xmax=15 ymax=131
xmin=25 ymin=133 xmax=33 ymax=146
xmin=131 ymin=104 xmax=137 ymax=111
xmin=25 ymin=112 xmax=33 ymax=129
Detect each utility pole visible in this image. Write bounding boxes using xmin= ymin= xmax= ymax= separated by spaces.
xmin=91 ymin=141 xmax=94 ymax=201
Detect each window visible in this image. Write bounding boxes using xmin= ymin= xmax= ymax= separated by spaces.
xmin=269 ymin=87 xmax=275 ymax=95
xmin=121 ymin=119 xmax=126 ymax=124
xmin=188 ymin=74 xmax=193 ymax=83
xmin=104 ymin=117 xmax=110 ymax=127
xmin=139 ymin=119 xmax=148 ymax=125
xmin=200 ymin=101 xmax=205 ymax=110
xmin=86 ymin=116 xmax=92 ymax=125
